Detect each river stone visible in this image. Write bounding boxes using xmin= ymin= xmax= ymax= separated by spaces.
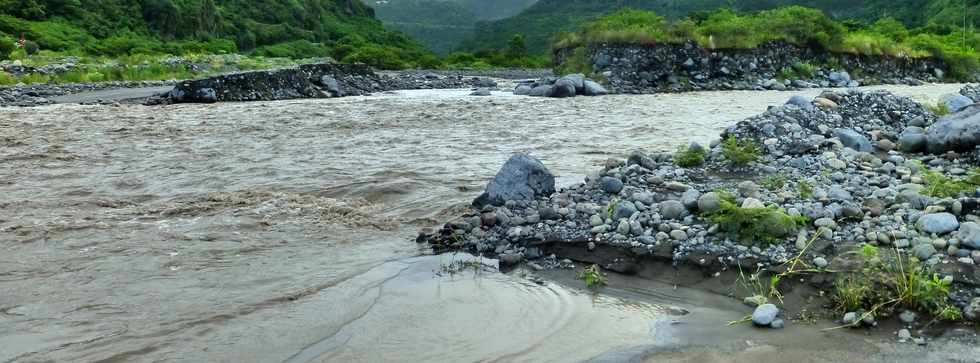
xmin=612 ymin=201 xmax=638 ymax=221
xmin=752 ymin=304 xmax=779 ymax=326
xmin=912 ymin=243 xmax=937 ymax=260
xmin=600 ymin=177 xmax=624 ymax=194
xmin=320 ymin=76 xmax=344 ymax=97
xmin=681 ymin=189 xmax=701 ymax=211
xmin=827 ymin=186 xmax=853 ymax=201
xmin=616 ymin=220 xmax=631 ymax=235
xmin=943 ymin=94 xmax=974 ymax=113
xmin=965 ymin=297 xmax=980 ymax=322
xmin=583 ymin=80 xmax=609 ymax=96
xmin=698 ymin=192 xmax=722 ymax=214
xmin=742 ymin=198 xmax=765 ymax=209
xmin=559 ymin=74 xmax=586 ymax=92
xmin=916 ymin=213 xmax=959 ymax=235
xmin=927 ymin=105 xmax=980 ymax=154
xmin=470 ymin=88 xmax=491 ymax=96
xmin=834 ymin=128 xmax=872 ymax=152
xmin=193 ymin=87 xmax=218 ymax=103
xmin=786 ymin=95 xmax=814 ymax=111
xmin=738 ymin=181 xmax=760 ymax=198
xmin=551 ymin=79 xmax=577 ymax=98
xmin=528 ymin=85 xmax=554 ymax=97
xmin=514 ymin=84 xmax=533 ymax=95
xmin=899 ymin=130 xmax=928 ymax=153
xmin=957 ymin=222 xmax=980 ymax=249
xmin=473 ymin=154 xmax=556 ymax=208
xmin=661 ymin=200 xmax=688 ymax=220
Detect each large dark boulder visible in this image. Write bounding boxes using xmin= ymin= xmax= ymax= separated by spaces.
xmin=473 ymin=154 xmax=556 ymax=208
xmin=927 ymin=105 xmax=980 ymax=154
xmin=551 ymin=78 xmax=577 ymax=98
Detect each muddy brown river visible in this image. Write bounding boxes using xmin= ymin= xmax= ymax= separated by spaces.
xmin=2 ymin=84 xmax=979 ymax=362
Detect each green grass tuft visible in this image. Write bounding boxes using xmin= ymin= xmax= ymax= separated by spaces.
xmin=706 ymin=191 xmax=807 ymax=246
xmin=578 ymin=264 xmax=607 ymax=288
xmin=674 ymin=145 xmax=707 ymax=168
xmin=721 ymin=135 xmax=760 ymax=166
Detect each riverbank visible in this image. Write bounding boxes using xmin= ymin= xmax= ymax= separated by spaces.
xmin=419 ymin=85 xmax=980 ymax=337
xmin=2 ymin=85 xmax=976 ymax=361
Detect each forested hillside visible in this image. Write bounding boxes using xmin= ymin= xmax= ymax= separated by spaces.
xmin=373 ymin=0 xmax=537 ymax=54
xmin=0 ymin=0 xmax=429 ymax=66
xmin=473 ymin=0 xmax=978 ymax=53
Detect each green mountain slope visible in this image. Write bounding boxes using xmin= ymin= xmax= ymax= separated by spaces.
xmin=372 ymin=0 xmax=537 ymax=54
xmin=0 ymin=0 xmax=429 ymax=66
xmin=472 ymin=0 xmax=974 ymax=54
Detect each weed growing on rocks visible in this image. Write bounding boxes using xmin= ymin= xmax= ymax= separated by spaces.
xmin=761 ymin=173 xmax=788 ymax=191
xmin=578 ymin=264 xmax=607 ymax=288
xmin=674 ymin=145 xmax=706 ymax=167
xmin=925 ymin=101 xmax=951 ymax=116
xmin=797 ymin=180 xmax=814 ymax=199
xmin=918 ymin=163 xmax=980 ymax=198
xmin=721 ymin=135 xmax=760 ymax=166
xmin=706 ymin=191 xmax=807 ymax=246
xmin=830 ymin=244 xmax=962 ymax=323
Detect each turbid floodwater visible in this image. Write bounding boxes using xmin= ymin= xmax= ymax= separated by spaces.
xmin=2 ymin=84 xmax=979 ymax=362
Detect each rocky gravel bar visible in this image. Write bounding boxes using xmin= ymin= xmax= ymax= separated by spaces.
xmin=419 ymin=85 xmax=980 ymax=330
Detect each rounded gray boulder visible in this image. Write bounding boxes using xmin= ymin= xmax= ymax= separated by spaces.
xmin=473 ymin=154 xmax=556 ymax=208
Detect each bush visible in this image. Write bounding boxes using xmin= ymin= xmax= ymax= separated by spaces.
xmin=706 ymin=191 xmax=807 ymax=246
xmin=832 ymin=244 xmax=962 ymax=321
xmin=23 ymin=40 xmax=38 ymax=55
xmin=674 ymin=145 xmax=706 ymax=167
xmin=721 ymin=135 xmax=760 ymax=166
xmin=342 ymin=44 xmax=406 ymax=70
xmin=0 ymin=33 xmax=14 ymax=60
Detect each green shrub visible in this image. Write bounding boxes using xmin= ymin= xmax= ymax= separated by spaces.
xmin=577 ymin=264 xmax=607 ymax=288
xmin=919 ymin=165 xmax=980 ymax=198
xmin=925 ymin=101 xmax=951 ymax=116
xmin=706 ymin=191 xmax=807 ymax=246
xmin=797 ymin=180 xmax=814 ymax=199
xmin=761 ymin=174 xmax=788 ymax=190
xmin=0 ymin=33 xmax=14 ymax=60
xmin=721 ymin=135 xmax=760 ymax=166
xmin=23 ymin=40 xmax=38 ymax=55
xmin=674 ymin=145 xmax=707 ymax=167
xmin=832 ymin=244 xmax=962 ymax=321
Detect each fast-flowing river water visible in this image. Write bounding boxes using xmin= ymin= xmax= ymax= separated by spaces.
xmin=2 ymin=84 xmax=978 ymax=362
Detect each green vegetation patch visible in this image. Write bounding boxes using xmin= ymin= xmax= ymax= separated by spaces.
xmin=831 ymin=244 xmax=962 ymax=322
xmin=918 ymin=163 xmax=980 ymax=198
xmin=673 ymin=145 xmax=707 ymax=168
xmin=721 ymin=135 xmax=760 ymax=166
xmin=554 ymin=6 xmax=980 ymax=80
xmin=706 ymin=191 xmax=807 ymax=246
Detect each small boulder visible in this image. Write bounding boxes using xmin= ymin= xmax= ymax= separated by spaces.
xmin=916 ymin=213 xmax=960 ymax=235
xmin=528 ymin=85 xmax=554 ymax=97
xmin=957 ymin=222 xmax=980 ymax=249
xmin=551 ymin=79 xmax=577 ymax=98
xmin=834 ymin=128 xmax=872 ymax=152
xmin=698 ymin=192 xmax=722 ymax=214
xmin=752 ymin=304 xmax=779 ymax=326
xmin=514 ymin=84 xmax=533 ymax=95
xmin=660 ymin=200 xmax=688 ymax=220
xmin=942 ymin=94 xmax=974 ymax=113
xmin=600 ymin=177 xmax=624 ymax=194
xmin=927 ymin=105 xmax=980 ymax=154
xmin=320 ymin=76 xmax=345 ymax=97
xmin=786 ymin=95 xmax=815 ymax=111
xmin=473 ymin=154 xmax=556 ymax=208
xmin=582 ymin=80 xmax=609 ymax=96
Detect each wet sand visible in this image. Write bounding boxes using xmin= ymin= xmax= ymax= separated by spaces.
xmin=0 ymin=84 xmax=974 ymax=362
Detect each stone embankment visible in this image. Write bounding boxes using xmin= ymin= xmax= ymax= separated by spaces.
xmin=555 ymin=41 xmax=950 ymax=94
xmin=420 ymin=85 xmax=980 ymax=332
xmin=161 ymin=63 xmax=505 ymax=104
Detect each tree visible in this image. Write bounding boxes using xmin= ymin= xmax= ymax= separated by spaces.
xmin=506 ymin=34 xmax=527 ymax=58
